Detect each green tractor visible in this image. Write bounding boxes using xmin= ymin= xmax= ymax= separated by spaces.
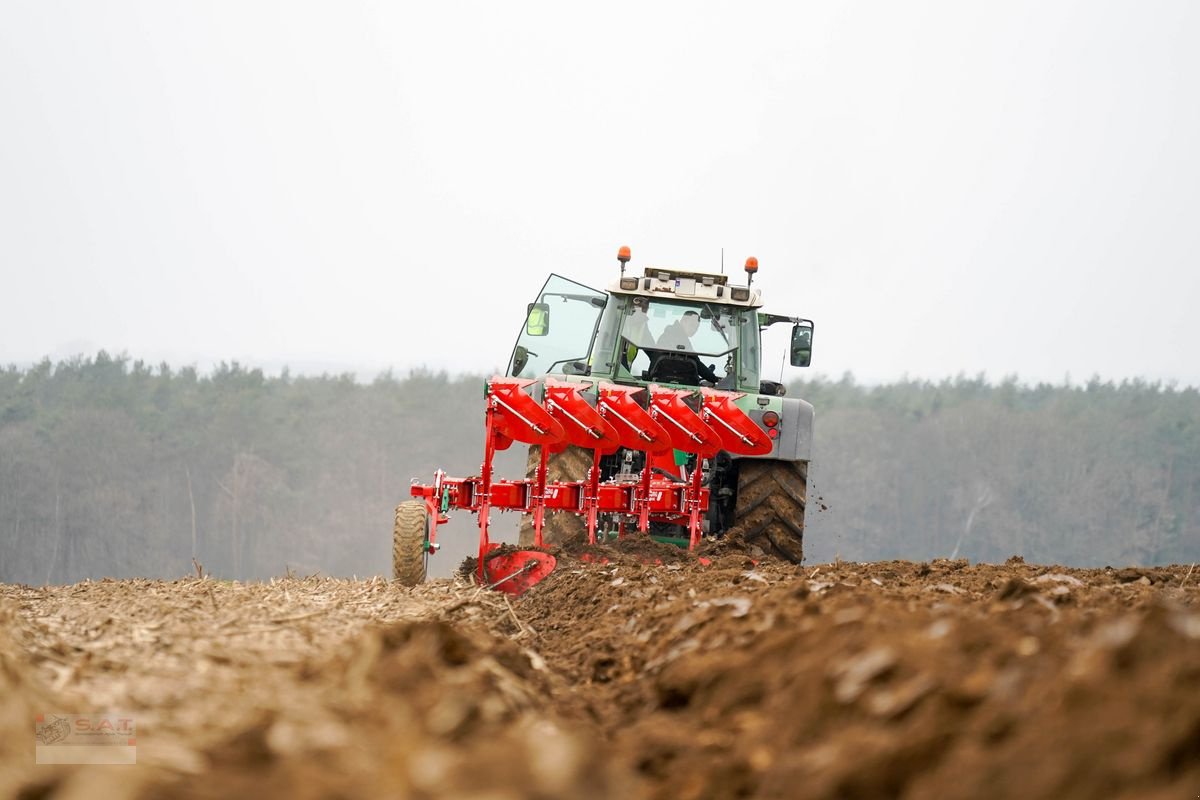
xmin=506 ymin=246 xmax=814 ymax=562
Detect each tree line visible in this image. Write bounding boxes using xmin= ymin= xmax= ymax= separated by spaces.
xmin=1 ymin=354 xmax=1196 ymax=585
xmin=798 ymin=373 xmax=1200 ymax=567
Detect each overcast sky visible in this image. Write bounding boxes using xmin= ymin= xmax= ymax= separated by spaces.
xmin=2 ymin=1 xmax=1197 ymax=386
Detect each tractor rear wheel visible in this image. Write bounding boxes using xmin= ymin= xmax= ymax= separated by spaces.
xmin=733 ymin=459 xmax=807 ymax=563
xmin=392 ymin=501 xmax=429 ymax=586
xmin=518 ymin=444 xmax=590 ymax=546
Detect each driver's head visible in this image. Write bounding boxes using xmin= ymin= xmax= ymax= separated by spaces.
xmin=682 ymin=311 xmax=700 ymax=335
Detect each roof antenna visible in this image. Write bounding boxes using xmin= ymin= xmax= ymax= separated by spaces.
xmin=720 ymin=247 xmax=724 ymax=274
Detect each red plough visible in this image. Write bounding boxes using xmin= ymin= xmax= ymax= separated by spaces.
xmin=409 ymin=377 xmax=772 ymax=595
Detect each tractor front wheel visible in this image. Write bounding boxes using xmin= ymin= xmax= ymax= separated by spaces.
xmin=518 ymin=444 xmax=590 ymax=547
xmin=733 ymin=459 xmax=807 ymax=563
xmin=392 ymin=501 xmax=429 ymax=586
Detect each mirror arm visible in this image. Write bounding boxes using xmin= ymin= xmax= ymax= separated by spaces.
xmin=759 ymin=313 xmax=801 ymax=330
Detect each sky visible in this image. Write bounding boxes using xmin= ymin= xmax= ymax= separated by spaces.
xmin=1 ymin=1 xmax=1198 ymax=386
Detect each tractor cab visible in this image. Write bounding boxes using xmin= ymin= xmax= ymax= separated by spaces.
xmin=507 ymin=250 xmax=813 ymax=393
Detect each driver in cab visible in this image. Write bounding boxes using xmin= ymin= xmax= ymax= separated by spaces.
xmin=653 ymin=310 xmax=720 ymax=384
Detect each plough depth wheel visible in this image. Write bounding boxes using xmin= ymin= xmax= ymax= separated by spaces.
xmin=392 ymin=501 xmax=429 ymax=586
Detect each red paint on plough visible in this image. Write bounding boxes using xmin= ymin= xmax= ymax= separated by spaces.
xmin=410 ymin=377 xmax=770 ymax=594
xmin=483 ymin=550 xmax=557 ymax=596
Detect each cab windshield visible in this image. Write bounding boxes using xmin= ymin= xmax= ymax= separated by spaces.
xmin=614 ymin=296 xmax=746 ymax=386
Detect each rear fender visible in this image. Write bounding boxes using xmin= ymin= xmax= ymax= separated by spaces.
xmin=736 ymin=396 xmax=813 ymax=462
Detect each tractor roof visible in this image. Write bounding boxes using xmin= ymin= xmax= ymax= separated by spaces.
xmin=607 ymin=266 xmax=763 ymax=308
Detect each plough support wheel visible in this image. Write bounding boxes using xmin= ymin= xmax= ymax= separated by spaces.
xmin=392 ymin=501 xmax=429 ymax=586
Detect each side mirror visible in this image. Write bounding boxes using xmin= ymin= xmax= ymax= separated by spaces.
xmin=790 ymin=321 xmax=814 ymax=367
xmin=511 ymin=345 xmax=531 ymax=376
xmin=526 ymin=303 xmax=550 ymax=336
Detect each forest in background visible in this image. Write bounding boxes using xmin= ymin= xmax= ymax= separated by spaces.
xmin=1 ymin=353 xmax=1197 ymax=585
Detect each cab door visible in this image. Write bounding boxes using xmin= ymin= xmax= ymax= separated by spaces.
xmin=506 ymin=274 xmax=608 ymax=378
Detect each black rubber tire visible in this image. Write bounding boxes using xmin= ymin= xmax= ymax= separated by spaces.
xmin=392 ymin=501 xmax=429 ymax=586
xmin=733 ymin=459 xmax=807 ymax=563
xmin=517 ymin=444 xmax=590 ymax=547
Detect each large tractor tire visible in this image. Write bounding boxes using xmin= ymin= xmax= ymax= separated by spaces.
xmin=517 ymin=444 xmax=590 ymax=547
xmin=392 ymin=501 xmax=429 ymax=586
xmin=733 ymin=459 xmax=807 ymax=563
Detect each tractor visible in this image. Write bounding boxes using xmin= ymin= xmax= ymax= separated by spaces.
xmin=394 ymin=246 xmax=814 ymax=594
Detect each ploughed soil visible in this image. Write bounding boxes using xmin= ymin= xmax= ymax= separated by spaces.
xmin=2 ymin=544 xmax=1199 ymax=799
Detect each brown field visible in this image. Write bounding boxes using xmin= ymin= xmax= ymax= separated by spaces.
xmin=2 ymin=543 xmax=1199 ymax=799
